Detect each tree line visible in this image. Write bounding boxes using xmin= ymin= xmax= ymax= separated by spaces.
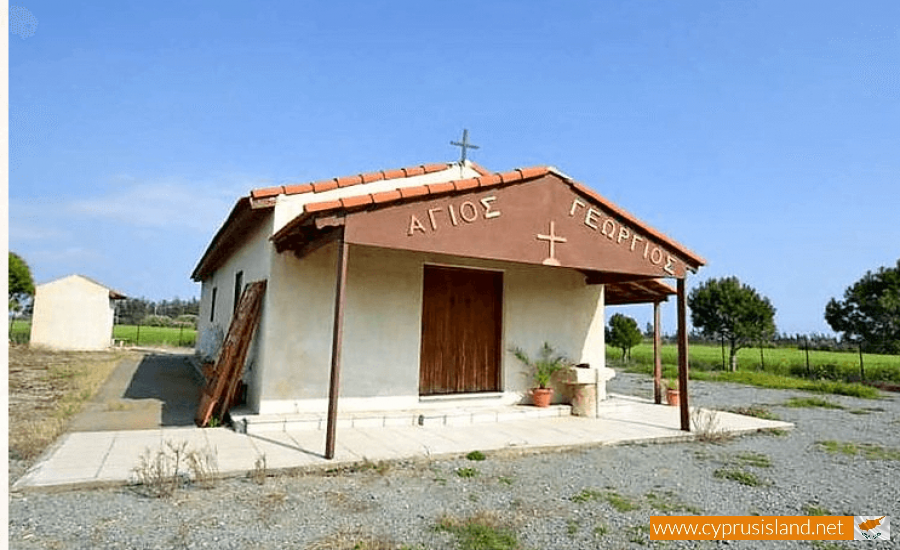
xmin=608 ymin=259 xmax=900 ymax=368
xmin=114 ymin=297 xmax=200 ymax=326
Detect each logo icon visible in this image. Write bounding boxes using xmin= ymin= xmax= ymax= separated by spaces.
xmin=854 ymin=516 xmax=890 ymax=541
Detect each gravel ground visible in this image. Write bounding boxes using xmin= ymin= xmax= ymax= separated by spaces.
xmin=8 ymin=373 xmax=900 ymax=549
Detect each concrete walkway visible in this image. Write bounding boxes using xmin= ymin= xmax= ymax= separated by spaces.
xmin=12 ymin=394 xmax=792 ymax=492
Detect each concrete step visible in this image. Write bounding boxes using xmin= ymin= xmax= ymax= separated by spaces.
xmin=229 ymin=404 xmax=572 ymax=434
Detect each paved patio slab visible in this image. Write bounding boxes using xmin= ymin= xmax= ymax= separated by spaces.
xmin=12 ymin=395 xmax=792 ymax=492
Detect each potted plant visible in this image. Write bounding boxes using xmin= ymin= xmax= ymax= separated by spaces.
xmin=510 ymin=342 xmax=571 ymax=407
xmin=663 ymin=378 xmax=679 ymax=406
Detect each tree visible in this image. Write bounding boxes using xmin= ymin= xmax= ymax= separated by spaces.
xmin=608 ymin=313 xmax=644 ymax=361
xmin=825 ymin=259 xmax=900 ymax=355
xmin=688 ymin=277 xmax=776 ymax=371
xmin=9 ymin=252 xmax=35 ymax=314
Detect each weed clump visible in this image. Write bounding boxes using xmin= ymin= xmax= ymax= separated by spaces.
xmin=570 ymin=488 xmax=640 ymax=512
xmin=130 ymin=440 xmax=219 ymax=497
xmin=713 ymin=467 xmax=766 ymax=487
xmin=436 ymin=512 xmax=518 ymax=550
xmin=818 ymin=440 xmax=900 ymax=461
xmin=785 ymin=397 xmax=844 ymax=409
xmin=691 ymin=409 xmax=732 ymax=443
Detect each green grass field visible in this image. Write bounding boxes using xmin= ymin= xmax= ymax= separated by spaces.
xmin=9 ymin=320 xmax=196 ymax=347
xmin=611 ymin=342 xmax=899 ymax=398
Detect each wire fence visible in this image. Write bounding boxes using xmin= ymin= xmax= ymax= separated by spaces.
xmin=8 ymin=319 xmax=197 ymax=348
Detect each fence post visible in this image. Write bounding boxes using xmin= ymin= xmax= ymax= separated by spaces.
xmin=858 ymin=344 xmax=865 ymax=381
xmin=804 ymin=337 xmax=811 ymax=378
xmin=136 ymin=322 xmax=141 ymax=346
xmin=720 ymin=336 xmax=726 ymax=370
xmin=179 ymin=324 xmax=184 ymax=347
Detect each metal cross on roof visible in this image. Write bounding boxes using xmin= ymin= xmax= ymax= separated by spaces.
xmin=450 ymin=129 xmax=479 ymax=163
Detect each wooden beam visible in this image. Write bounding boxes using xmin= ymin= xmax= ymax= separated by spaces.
xmin=677 ymin=278 xmax=690 ymax=431
xmin=584 ymin=272 xmax=658 ymax=285
xmin=293 ymin=228 xmax=343 ymax=260
xmin=325 ymin=236 xmax=349 ymax=459
xmin=653 ymin=300 xmax=662 ymax=405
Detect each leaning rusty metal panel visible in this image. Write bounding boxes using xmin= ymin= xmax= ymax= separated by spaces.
xmin=195 ymin=280 xmax=267 ymax=427
xmin=344 ymin=175 xmax=693 ymax=279
xmin=420 ymin=266 xmax=502 ymax=395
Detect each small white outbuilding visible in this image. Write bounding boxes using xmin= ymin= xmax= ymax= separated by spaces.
xmin=30 ymin=274 xmax=126 ymax=350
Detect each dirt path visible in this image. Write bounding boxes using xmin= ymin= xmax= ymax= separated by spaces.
xmin=67 ymin=352 xmax=202 ymax=432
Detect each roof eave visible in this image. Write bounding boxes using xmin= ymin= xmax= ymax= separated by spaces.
xmin=191 ymin=197 xmax=271 ymax=281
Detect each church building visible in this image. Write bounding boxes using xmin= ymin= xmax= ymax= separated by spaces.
xmin=191 ymin=159 xmax=704 ymax=442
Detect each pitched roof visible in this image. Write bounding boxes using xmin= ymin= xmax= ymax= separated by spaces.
xmin=192 ymin=161 xmax=487 ymax=280
xmin=248 ymin=161 xmax=492 ymax=208
xmin=271 ymin=166 xmax=706 ymax=270
xmin=38 ymin=274 xmax=127 ymax=299
xmin=192 ymin=160 xmax=706 ymax=282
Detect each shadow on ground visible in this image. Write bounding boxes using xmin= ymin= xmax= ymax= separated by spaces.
xmin=69 ymin=352 xmax=203 ymax=431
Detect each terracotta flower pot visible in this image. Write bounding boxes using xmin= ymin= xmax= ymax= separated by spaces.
xmin=665 ymin=388 xmax=680 ymax=406
xmin=532 ymin=387 xmax=554 ymax=407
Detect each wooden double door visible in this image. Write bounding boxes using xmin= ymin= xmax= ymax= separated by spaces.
xmin=419 ymin=266 xmax=503 ymax=396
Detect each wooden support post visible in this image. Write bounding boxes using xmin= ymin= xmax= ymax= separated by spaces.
xmin=653 ymin=301 xmax=662 ymax=405
xmin=325 ymin=237 xmax=349 ymax=460
xmin=677 ymin=278 xmax=690 ymax=432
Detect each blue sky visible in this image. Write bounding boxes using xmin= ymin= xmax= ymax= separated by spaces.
xmin=9 ymin=1 xmax=900 ymax=335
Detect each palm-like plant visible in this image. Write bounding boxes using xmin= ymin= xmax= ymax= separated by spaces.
xmin=510 ymin=342 xmax=571 ymax=389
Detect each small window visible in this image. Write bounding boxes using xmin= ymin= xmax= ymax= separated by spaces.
xmin=209 ymin=287 xmax=217 ymax=322
xmin=234 ymin=271 xmax=244 ymax=313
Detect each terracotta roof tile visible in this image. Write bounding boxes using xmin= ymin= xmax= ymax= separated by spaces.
xmin=251 ymin=186 xmax=284 ymax=199
xmin=422 ymin=163 xmax=449 ymax=173
xmin=336 ymin=174 xmax=362 ymax=188
xmin=478 ymin=173 xmax=504 ymax=187
xmin=498 ymin=170 xmax=523 ymax=184
xmin=572 ymin=182 xmax=608 ymax=207
xmin=340 ymin=194 xmax=374 ymax=208
xmin=399 ymin=185 xmax=429 ymax=199
xmin=283 ymin=183 xmax=314 ymax=195
xmin=249 ymin=162 xmax=457 ymax=200
xmin=304 ymin=199 xmax=343 ymax=214
xmin=312 ymin=179 xmax=340 ymax=193
xmin=518 ymin=166 xmax=549 ymax=179
xmin=361 ymin=171 xmax=385 ymax=184
xmin=426 ymin=182 xmax=456 ymax=194
xmin=453 ymin=178 xmax=479 ymax=191
xmin=382 ymin=168 xmax=405 ymax=180
xmin=372 ymin=189 xmax=402 ymax=203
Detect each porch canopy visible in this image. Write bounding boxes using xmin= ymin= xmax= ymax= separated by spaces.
xmin=263 ymin=165 xmax=705 ymax=456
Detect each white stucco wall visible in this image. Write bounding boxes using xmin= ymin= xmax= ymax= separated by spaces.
xmin=30 ymin=275 xmax=117 ymax=351
xmin=196 ymin=213 xmax=273 ymax=379
xmin=255 ymin=244 xmax=609 ymax=415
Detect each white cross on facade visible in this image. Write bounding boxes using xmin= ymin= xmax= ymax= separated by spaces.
xmin=536 ymin=221 xmax=567 ymax=266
